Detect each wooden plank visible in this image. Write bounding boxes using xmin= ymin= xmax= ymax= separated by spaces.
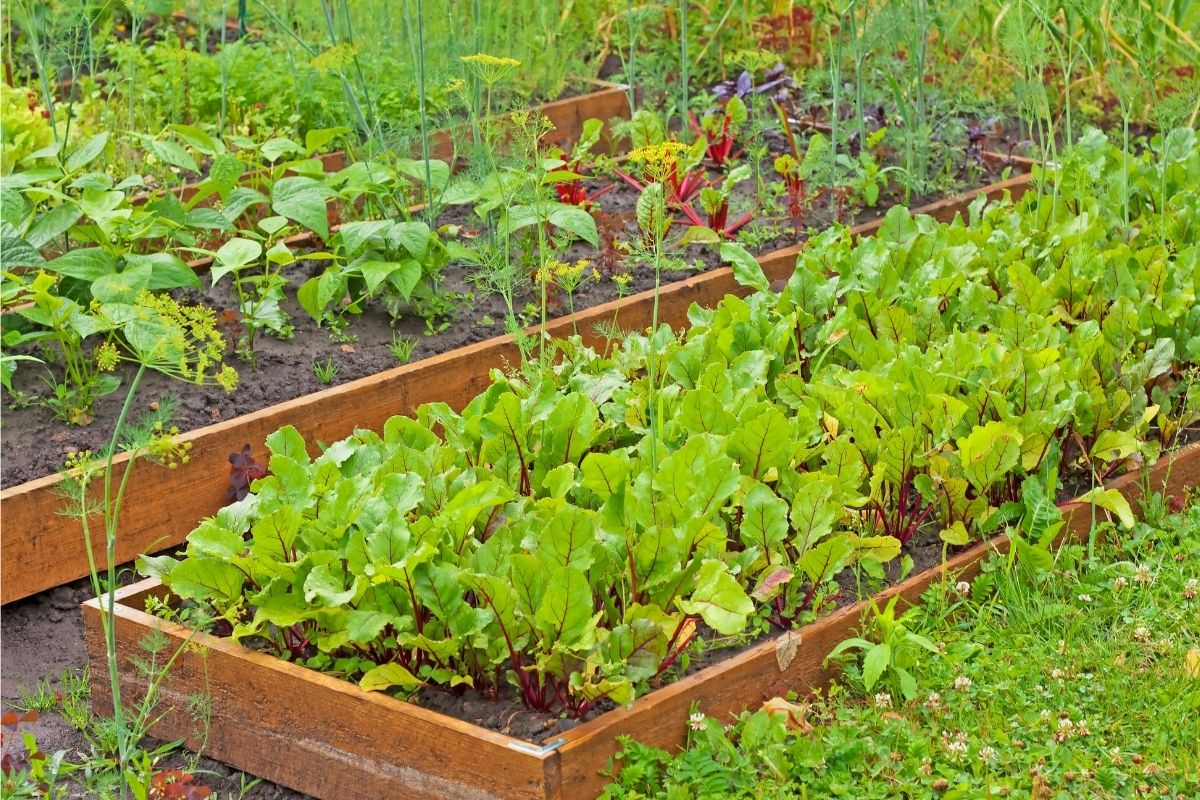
xmin=428 ymin=83 xmax=632 ymax=160
xmin=551 ymin=441 xmax=1200 ymax=799
xmin=84 ymin=579 xmax=558 ymax=800
xmin=1 ymin=171 xmax=1033 ymax=604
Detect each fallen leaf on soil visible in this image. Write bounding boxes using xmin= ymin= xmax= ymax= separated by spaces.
xmin=340 ymin=344 xmax=356 ymax=353
xmin=1186 ymin=648 xmax=1200 ymax=679
xmin=775 ymin=630 xmax=802 ymax=672
xmin=760 ymin=697 xmax=812 ymax=733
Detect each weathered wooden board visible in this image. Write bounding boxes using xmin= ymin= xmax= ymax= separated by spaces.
xmin=3 ymin=165 xmax=1032 ymax=604
xmin=84 ymin=443 xmax=1199 ymax=799
xmin=84 ymin=583 xmax=557 ymax=800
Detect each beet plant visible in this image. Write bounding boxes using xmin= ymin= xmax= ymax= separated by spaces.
xmin=144 ymin=129 xmax=1200 ymax=718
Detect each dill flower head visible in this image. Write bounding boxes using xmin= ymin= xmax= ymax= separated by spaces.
xmin=94 ymin=340 xmax=121 ymax=372
xmin=460 ymin=53 xmax=521 ymax=69
xmin=123 ymin=292 xmax=238 ymax=392
xmin=460 ymin=53 xmax=521 ymax=85
xmin=628 ymin=141 xmax=690 ymax=182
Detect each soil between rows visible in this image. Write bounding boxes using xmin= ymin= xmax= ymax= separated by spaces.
xmin=0 ymin=140 xmax=1014 ymax=489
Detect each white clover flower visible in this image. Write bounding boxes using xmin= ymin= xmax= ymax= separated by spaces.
xmin=956 ymin=581 xmax=971 ymax=597
xmin=874 ymin=692 xmax=893 ymax=709
xmin=688 ymin=711 xmax=706 ymax=731
xmin=1113 ymin=576 xmax=1128 ymax=590
xmin=1078 ymin=593 xmax=1093 ymax=603
xmin=1134 ymin=565 xmax=1154 ymax=585
xmin=948 ymin=739 xmax=968 ymax=755
xmin=924 ymin=691 xmax=942 ymax=710
xmin=1133 ymin=625 xmax=1150 ymax=641
xmin=1051 ymin=668 xmax=1065 ymax=680
xmin=1184 ymin=578 xmax=1197 ymax=600
xmin=954 ymin=675 xmax=973 ymax=691
xmin=979 ymin=745 xmax=997 ymax=762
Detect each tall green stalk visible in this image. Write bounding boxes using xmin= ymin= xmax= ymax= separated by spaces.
xmin=414 ymin=0 xmax=434 ymax=218
xmin=678 ymin=0 xmax=689 ymax=122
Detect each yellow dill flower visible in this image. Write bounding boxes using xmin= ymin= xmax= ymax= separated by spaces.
xmin=460 ymin=53 xmax=521 ymax=85
xmin=145 ymin=422 xmax=192 ymax=469
xmin=460 ymin=53 xmax=521 ymax=68
xmin=94 ymin=341 xmax=120 ymax=372
xmin=627 ymin=141 xmax=688 ymax=166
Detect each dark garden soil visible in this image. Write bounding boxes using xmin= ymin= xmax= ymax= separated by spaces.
xmin=0 ymin=135 xmax=1015 ymax=489
xmin=0 ymin=571 xmax=312 ymax=799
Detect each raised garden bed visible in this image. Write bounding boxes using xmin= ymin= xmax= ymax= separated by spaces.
xmin=82 ymin=441 xmax=1200 ymax=799
xmin=0 ymin=165 xmax=1033 ymax=604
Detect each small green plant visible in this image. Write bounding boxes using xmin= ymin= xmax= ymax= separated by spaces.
xmin=207 ymin=221 xmax=318 ymax=365
xmin=312 ymin=357 xmax=338 ymax=385
xmin=388 ymin=332 xmax=417 ymax=363
xmin=825 ymin=594 xmax=942 ymax=701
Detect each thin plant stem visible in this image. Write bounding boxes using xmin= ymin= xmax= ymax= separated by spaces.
xmin=678 ymin=0 xmax=689 ymax=122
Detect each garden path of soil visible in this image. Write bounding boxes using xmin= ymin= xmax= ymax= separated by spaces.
xmin=0 ymin=143 xmax=1011 ymax=488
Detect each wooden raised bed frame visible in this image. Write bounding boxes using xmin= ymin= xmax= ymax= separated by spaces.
xmin=1 ymin=159 xmax=1033 ymax=604
xmin=84 ymin=442 xmax=1200 ymax=799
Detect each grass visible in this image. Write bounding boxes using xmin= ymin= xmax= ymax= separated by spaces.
xmin=600 ymin=497 xmax=1200 ymax=799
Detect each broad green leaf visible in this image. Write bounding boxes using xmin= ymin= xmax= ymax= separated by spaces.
xmin=1090 ymin=429 xmax=1140 ymax=463
xmin=728 ymin=407 xmax=793 ymax=479
xmin=721 ymin=241 xmax=769 ymax=291
xmin=44 ymin=248 xmax=115 ymax=282
xmin=862 ymin=642 xmax=891 ymax=691
xmin=798 ymin=535 xmax=854 ymax=585
xmin=677 ymin=560 xmax=754 ymax=636
xmin=740 ymin=482 xmax=788 ymax=553
xmin=547 ymin=205 xmax=599 ymax=246
xmin=534 ymin=564 xmax=594 ymax=643
xmin=957 ymin=421 xmax=1023 ymax=492
xmin=272 ymin=176 xmax=332 ymax=239
xmin=359 ymin=663 xmax=423 ymax=692
xmin=1078 ymin=487 xmax=1136 ymax=529
xmin=124 ymin=253 xmax=203 ymax=291
xmin=939 ymin=521 xmax=970 ymax=546
xmin=260 ymin=137 xmax=305 ymax=162
xmin=166 ymin=557 xmax=245 ymax=604
xmin=27 ymin=202 xmax=81 ymax=248
xmin=304 ymin=561 xmax=358 ymax=606
xmin=850 ymin=534 xmax=902 ymax=563
xmin=65 ymin=133 xmax=109 ymax=173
